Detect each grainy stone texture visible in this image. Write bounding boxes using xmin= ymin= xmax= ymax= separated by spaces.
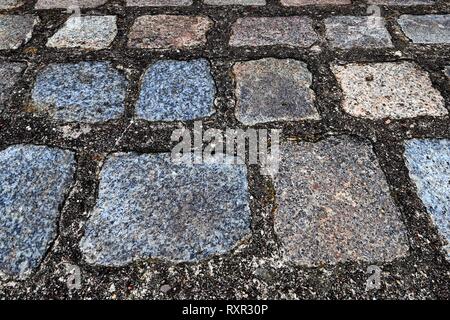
xmin=126 ymin=0 xmax=193 ymax=5
xmin=128 ymin=15 xmax=213 ymax=49
xmin=0 ymin=0 xmax=22 ymax=9
xmin=274 ymin=136 xmax=409 ymax=266
xmin=445 ymin=66 xmax=450 ymax=80
xmin=136 ymin=59 xmax=216 ymax=121
xmin=229 ymin=16 xmax=319 ymax=48
xmin=324 ymin=16 xmax=393 ymax=49
xmin=368 ymin=0 xmax=434 ymax=5
xmin=205 ymin=0 xmax=266 ymax=5
xmin=0 ymin=15 xmax=38 ymax=50
xmin=0 ymin=145 xmax=75 ymax=278
xmin=35 ymin=0 xmax=108 ymax=9
xmin=47 ymin=16 xmax=117 ymax=50
xmin=31 ymin=62 xmax=127 ymax=123
xmin=80 ymin=153 xmax=251 ymax=266
xmin=398 ymin=15 xmax=450 ymax=44
xmin=0 ymin=62 xmax=26 ymax=107
xmin=281 ymin=0 xmax=351 ymax=5
xmin=404 ymin=139 xmax=450 ymax=259
xmin=332 ymin=61 xmax=447 ymax=120
xmin=233 ymin=58 xmax=319 ymax=125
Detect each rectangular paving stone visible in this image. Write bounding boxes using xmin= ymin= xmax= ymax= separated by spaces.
xmin=274 ymin=136 xmax=409 ymax=266
xmin=331 ymin=61 xmax=447 ymax=120
xmin=136 ymin=59 xmax=216 ymax=121
xmin=31 ymin=62 xmax=127 ymax=123
xmin=368 ymin=0 xmax=434 ymax=5
xmin=398 ymin=15 xmax=450 ymax=44
xmin=205 ymin=0 xmax=266 ymax=4
xmin=281 ymin=0 xmax=351 ymax=5
xmin=128 ymin=15 xmax=213 ymax=50
xmin=0 ymin=15 xmax=38 ymax=50
xmin=233 ymin=58 xmax=319 ymax=125
xmin=229 ymin=17 xmax=319 ymax=48
xmin=47 ymin=16 xmax=117 ymax=50
xmin=0 ymin=145 xmax=75 ymax=278
xmin=35 ymin=0 xmax=108 ymax=9
xmin=79 ymin=153 xmax=251 ymax=266
xmin=325 ymin=16 xmax=393 ymax=49
xmin=0 ymin=62 xmax=26 ymax=107
xmin=0 ymin=0 xmax=23 ymax=9
xmin=404 ymin=139 xmax=450 ymax=260
xmin=126 ymin=0 xmax=193 ymax=5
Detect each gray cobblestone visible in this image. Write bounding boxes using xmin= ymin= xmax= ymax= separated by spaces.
xmin=205 ymin=0 xmax=266 ymax=5
xmin=0 ymin=15 xmax=38 ymax=50
xmin=126 ymin=0 xmax=193 ymax=5
xmin=281 ymin=0 xmax=351 ymax=5
xmin=0 ymin=0 xmax=23 ymax=9
xmin=35 ymin=0 xmax=108 ymax=9
xmin=398 ymin=15 xmax=450 ymax=44
xmin=368 ymin=0 xmax=434 ymax=5
xmin=0 ymin=62 xmax=26 ymax=107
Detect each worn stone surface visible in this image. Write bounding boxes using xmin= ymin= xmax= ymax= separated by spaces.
xmin=368 ymin=0 xmax=434 ymax=5
xmin=80 ymin=153 xmax=251 ymax=266
xmin=233 ymin=58 xmax=319 ymax=125
xmin=136 ymin=59 xmax=216 ymax=121
xmin=404 ymin=139 xmax=450 ymax=259
xmin=0 ymin=0 xmax=22 ymax=9
xmin=445 ymin=66 xmax=450 ymax=80
xmin=274 ymin=136 xmax=409 ymax=266
xmin=398 ymin=15 xmax=450 ymax=44
xmin=35 ymin=0 xmax=108 ymax=9
xmin=205 ymin=0 xmax=266 ymax=5
xmin=128 ymin=15 xmax=213 ymax=49
xmin=0 ymin=62 xmax=26 ymax=107
xmin=229 ymin=16 xmax=319 ymax=48
xmin=47 ymin=16 xmax=117 ymax=50
xmin=0 ymin=145 xmax=75 ymax=278
xmin=31 ymin=62 xmax=127 ymax=123
xmin=332 ymin=61 xmax=447 ymax=120
xmin=126 ymin=0 xmax=193 ymax=5
xmin=281 ymin=0 xmax=351 ymax=5
xmin=325 ymin=16 xmax=393 ymax=49
xmin=0 ymin=15 xmax=38 ymax=50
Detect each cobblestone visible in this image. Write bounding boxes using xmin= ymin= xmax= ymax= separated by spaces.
xmin=0 ymin=62 xmax=26 ymax=107
xmin=0 ymin=15 xmax=38 ymax=50
xmin=31 ymin=62 xmax=127 ymax=123
xmin=398 ymin=15 xmax=450 ymax=44
xmin=126 ymin=0 xmax=193 ymax=5
xmin=281 ymin=0 xmax=351 ymax=5
xmin=0 ymin=0 xmax=22 ymax=9
xmin=35 ymin=0 xmax=108 ymax=9
xmin=233 ymin=58 xmax=319 ymax=125
xmin=80 ymin=153 xmax=250 ymax=266
xmin=0 ymin=145 xmax=75 ymax=278
xmin=229 ymin=16 xmax=319 ymax=48
xmin=205 ymin=0 xmax=266 ymax=5
xmin=368 ymin=0 xmax=434 ymax=5
xmin=331 ymin=61 xmax=447 ymax=119
xmin=136 ymin=59 xmax=216 ymax=121
xmin=404 ymin=139 xmax=450 ymax=260
xmin=274 ymin=136 xmax=409 ymax=266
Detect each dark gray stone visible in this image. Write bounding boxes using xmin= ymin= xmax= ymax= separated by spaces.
xmin=0 ymin=62 xmax=26 ymax=107
xmin=0 ymin=145 xmax=75 ymax=278
xmin=31 ymin=62 xmax=127 ymax=123
xmin=404 ymin=139 xmax=450 ymax=259
xmin=80 ymin=153 xmax=251 ymax=266
xmin=0 ymin=15 xmax=38 ymax=50
xmin=398 ymin=15 xmax=450 ymax=44
xmin=136 ymin=59 xmax=216 ymax=121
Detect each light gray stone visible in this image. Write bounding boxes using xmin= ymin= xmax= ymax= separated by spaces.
xmin=0 ymin=0 xmax=23 ymax=9
xmin=0 ymin=145 xmax=75 ymax=278
xmin=368 ymin=0 xmax=434 ymax=5
xmin=404 ymin=139 xmax=450 ymax=260
xmin=233 ymin=58 xmax=319 ymax=125
xmin=35 ymin=0 xmax=108 ymax=9
xmin=126 ymin=0 xmax=193 ymax=5
xmin=331 ymin=61 xmax=447 ymax=120
xmin=445 ymin=66 xmax=450 ymax=80
xmin=398 ymin=15 xmax=450 ymax=44
xmin=274 ymin=136 xmax=409 ymax=266
xmin=281 ymin=0 xmax=350 ymax=5
xmin=205 ymin=0 xmax=266 ymax=5
xmin=0 ymin=62 xmax=26 ymax=107
xmin=80 ymin=153 xmax=251 ymax=266
xmin=31 ymin=62 xmax=127 ymax=123
xmin=47 ymin=16 xmax=117 ymax=50
xmin=0 ymin=15 xmax=38 ymax=50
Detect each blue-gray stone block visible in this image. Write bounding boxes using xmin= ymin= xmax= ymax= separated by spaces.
xmin=404 ymin=139 xmax=450 ymax=259
xmin=0 ymin=145 xmax=75 ymax=278
xmin=80 ymin=153 xmax=250 ymax=266
xmin=31 ymin=62 xmax=127 ymax=123
xmin=136 ymin=59 xmax=216 ymax=121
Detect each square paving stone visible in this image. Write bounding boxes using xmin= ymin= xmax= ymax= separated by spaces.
xmin=136 ymin=59 xmax=216 ymax=121
xmin=281 ymin=0 xmax=351 ymax=5
xmin=0 ymin=62 xmax=26 ymax=107
xmin=229 ymin=16 xmax=319 ymax=48
xmin=368 ymin=0 xmax=434 ymax=5
xmin=0 ymin=0 xmax=23 ymax=9
xmin=0 ymin=145 xmax=75 ymax=278
xmin=404 ymin=139 xmax=450 ymax=260
xmin=79 ymin=153 xmax=251 ymax=266
xmin=126 ymin=0 xmax=193 ymax=5
xmin=274 ymin=136 xmax=409 ymax=266
xmin=47 ymin=16 xmax=117 ymax=50
xmin=233 ymin=58 xmax=320 ymax=125
xmin=31 ymin=62 xmax=127 ymax=123
xmin=398 ymin=15 xmax=450 ymax=44
xmin=0 ymin=15 xmax=38 ymax=50
xmin=331 ymin=61 xmax=447 ymax=120
xmin=128 ymin=15 xmax=213 ymax=49
xmin=205 ymin=0 xmax=266 ymax=4
xmin=35 ymin=0 xmax=108 ymax=9
xmin=325 ymin=16 xmax=393 ymax=49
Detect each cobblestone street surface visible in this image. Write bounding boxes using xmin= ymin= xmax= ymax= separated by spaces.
xmin=0 ymin=0 xmax=449 ymax=300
